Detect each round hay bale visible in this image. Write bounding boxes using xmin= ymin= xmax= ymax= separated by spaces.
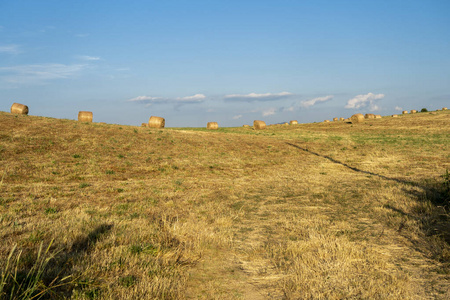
xmin=443 ymin=107 xmax=448 ymax=111
xmin=410 ymin=109 xmax=417 ymax=114
xmin=253 ymin=120 xmax=266 ymax=130
xmin=290 ymin=120 xmax=298 ymax=125
xmin=364 ymin=113 xmax=375 ymax=119
xmin=375 ymin=114 xmax=382 ymax=119
xmin=148 ymin=116 xmax=165 ymax=128
xmin=141 ymin=123 xmax=148 ymax=127
xmin=207 ymin=122 xmax=218 ymax=130
xmin=324 ymin=120 xmax=330 ymax=123
xmin=392 ymin=114 xmax=398 ymax=118
xmin=78 ymin=111 xmax=93 ymax=122
xmin=350 ymin=114 xmax=365 ymax=124
xmin=10 ymin=103 xmax=29 ymax=115
xmin=243 ymin=124 xmax=251 ymax=128
xmin=339 ymin=117 xmax=344 ymax=121
xmin=284 ymin=122 xmax=289 ymax=126
xmin=333 ymin=117 xmax=338 ymax=121
xmin=402 ymin=110 xmax=408 ymax=114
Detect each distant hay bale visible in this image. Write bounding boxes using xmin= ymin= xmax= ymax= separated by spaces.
xmin=324 ymin=120 xmax=330 ymax=123
xmin=148 ymin=116 xmax=165 ymax=128
xmin=284 ymin=122 xmax=289 ymax=126
xmin=207 ymin=122 xmax=218 ymax=130
xmin=10 ymin=103 xmax=29 ymax=115
xmin=141 ymin=123 xmax=148 ymax=127
xmin=375 ymin=114 xmax=382 ymax=119
xmin=392 ymin=114 xmax=398 ymax=118
xmin=339 ymin=117 xmax=344 ymax=121
xmin=410 ymin=109 xmax=417 ymax=114
xmin=290 ymin=120 xmax=298 ymax=125
xmin=402 ymin=110 xmax=408 ymax=114
xmin=333 ymin=117 xmax=338 ymax=121
xmin=78 ymin=111 xmax=93 ymax=122
xmin=443 ymin=107 xmax=448 ymax=111
xmin=350 ymin=114 xmax=365 ymax=124
xmin=243 ymin=125 xmax=250 ymax=128
xmin=253 ymin=120 xmax=266 ymax=130
xmin=364 ymin=113 xmax=375 ymax=119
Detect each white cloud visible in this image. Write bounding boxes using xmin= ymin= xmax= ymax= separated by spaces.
xmin=262 ymin=107 xmax=276 ymax=116
xmin=177 ymin=94 xmax=206 ymax=102
xmin=77 ymin=55 xmax=101 ymax=61
xmin=75 ymin=33 xmax=89 ymax=38
xmin=300 ymin=95 xmax=334 ymax=108
xmin=128 ymin=94 xmax=207 ymax=106
xmin=232 ymin=115 xmax=243 ymax=120
xmin=0 ymin=44 xmax=21 ymax=55
xmin=0 ymin=63 xmax=86 ymax=85
xmin=395 ymin=106 xmax=403 ymax=111
xmin=345 ymin=93 xmax=385 ymax=111
xmin=283 ymin=106 xmax=295 ymax=112
xmin=224 ymin=91 xmax=293 ymax=102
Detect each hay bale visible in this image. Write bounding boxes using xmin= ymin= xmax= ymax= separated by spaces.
xmin=392 ymin=114 xmax=398 ymax=118
xmin=148 ymin=116 xmax=165 ymax=128
xmin=243 ymin=125 xmax=251 ymax=128
xmin=78 ymin=111 xmax=93 ymax=122
xmin=141 ymin=123 xmax=148 ymax=127
xmin=284 ymin=122 xmax=289 ymax=126
xmin=443 ymin=107 xmax=448 ymax=111
xmin=324 ymin=120 xmax=330 ymax=123
xmin=207 ymin=122 xmax=218 ymax=130
xmin=402 ymin=110 xmax=408 ymax=114
xmin=375 ymin=114 xmax=382 ymax=119
xmin=410 ymin=109 xmax=417 ymax=114
xmin=10 ymin=103 xmax=29 ymax=115
xmin=339 ymin=117 xmax=344 ymax=121
xmin=253 ymin=120 xmax=266 ymax=130
xmin=364 ymin=113 xmax=375 ymax=119
xmin=333 ymin=117 xmax=338 ymax=121
xmin=350 ymin=114 xmax=365 ymax=124
xmin=290 ymin=120 xmax=298 ymax=125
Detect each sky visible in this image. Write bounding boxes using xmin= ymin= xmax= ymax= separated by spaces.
xmin=1 ymin=0 xmax=449 ymax=127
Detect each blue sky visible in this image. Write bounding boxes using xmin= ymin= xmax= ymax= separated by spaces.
xmin=1 ymin=0 xmax=449 ymax=127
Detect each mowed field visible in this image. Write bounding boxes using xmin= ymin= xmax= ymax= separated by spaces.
xmin=0 ymin=110 xmax=449 ymax=299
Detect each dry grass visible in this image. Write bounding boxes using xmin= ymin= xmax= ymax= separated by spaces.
xmin=0 ymin=110 xmax=449 ymax=299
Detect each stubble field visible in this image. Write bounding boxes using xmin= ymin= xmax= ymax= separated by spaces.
xmin=0 ymin=110 xmax=449 ymax=299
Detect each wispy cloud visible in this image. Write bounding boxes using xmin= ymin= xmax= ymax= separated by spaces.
xmin=77 ymin=55 xmax=101 ymax=61
xmin=0 ymin=63 xmax=87 ymax=86
xmin=232 ymin=115 xmax=243 ymax=120
xmin=128 ymin=94 xmax=207 ymax=106
xmin=224 ymin=91 xmax=293 ymax=102
xmin=301 ymin=95 xmax=333 ymax=108
xmin=262 ymin=107 xmax=277 ymax=116
xmin=345 ymin=92 xmax=385 ymax=111
xmin=395 ymin=106 xmax=403 ymax=111
xmin=0 ymin=44 xmax=21 ymax=55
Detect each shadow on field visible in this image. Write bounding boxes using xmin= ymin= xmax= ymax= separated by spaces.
xmin=287 ymin=142 xmax=449 ymax=262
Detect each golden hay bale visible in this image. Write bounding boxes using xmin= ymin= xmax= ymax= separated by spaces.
xmin=290 ymin=120 xmax=298 ymax=125
xmin=402 ymin=110 xmax=408 ymax=114
xmin=339 ymin=117 xmax=344 ymax=121
xmin=141 ymin=123 xmax=148 ymax=127
xmin=410 ymin=109 xmax=417 ymax=114
xmin=284 ymin=122 xmax=289 ymax=126
xmin=78 ymin=111 xmax=93 ymax=122
xmin=148 ymin=116 xmax=165 ymax=128
xmin=443 ymin=107 xmax=448 ymax=111
xmin=207 ymin=122 xmax=218 ymax=130
xmin=392 ymin=114 xmax=398 ymax=118
xmin=253 ymin=120 xmax=266 ymax=130
xmin=375 ymin=114 xmax=382 ymax=119
xmin=350 ymin=114 xmax=365 ymax=124
xmin=333 ymin=117 xmax=338 ymax=121
xmin=364 ymin=113 xmax=375 ymax=119
xmin=324 ymin=120 xmax=330 ymax=123
xmin=243 ymin=124 xmax=251 ymax=128
xmin=10 ymin=103 xmax=29 ymax=115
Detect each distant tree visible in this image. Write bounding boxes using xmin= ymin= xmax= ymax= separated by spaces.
xmin=421 ymin=108 xmax=428 ymax=112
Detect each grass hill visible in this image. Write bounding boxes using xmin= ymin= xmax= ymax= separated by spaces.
xmin=0 ymin=110 xmax=449 ymax=299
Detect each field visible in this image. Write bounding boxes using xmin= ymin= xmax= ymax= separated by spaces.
xmin=0 ymin=110 xmax=449 ymax=299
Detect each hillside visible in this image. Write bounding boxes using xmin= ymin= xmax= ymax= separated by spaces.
xmin=0 ymin=110 xmax=449 ymax=299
